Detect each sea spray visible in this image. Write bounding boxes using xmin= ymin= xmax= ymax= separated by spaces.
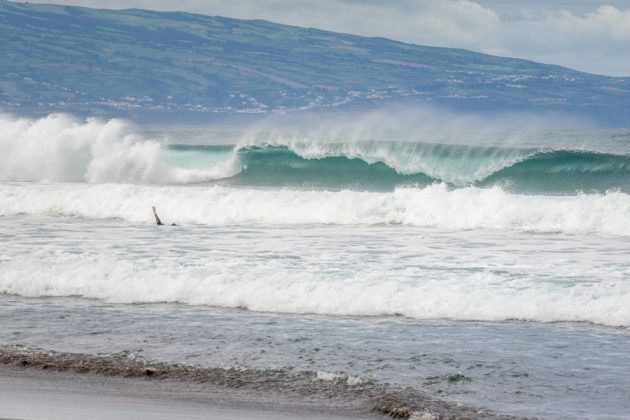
xmin=2 ymin=113 xmax=630 ymax=193
xmin=0 ymin=114 xmax=240 ymax=184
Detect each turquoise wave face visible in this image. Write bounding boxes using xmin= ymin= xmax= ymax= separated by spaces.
xmin=481 ymin=150 xmax=630 ymax=193
xmin=166 ymin=143 xmax=630 ymax=194
xmin=232 ymin=145 xmax=435 ymax=190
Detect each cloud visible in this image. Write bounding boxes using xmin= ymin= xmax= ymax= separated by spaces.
xmin=496 ymin=5 xmax=630 ymax=75
xmin=128 ymin=0 xmax=502 ymax=49
xmin=21 ymin=0 xmax=630 ymax=76
xmin=558 ymin=5 xmax=630 ymax=41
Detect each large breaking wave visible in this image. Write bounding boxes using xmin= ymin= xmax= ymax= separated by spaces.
xmin=2 ymin=113 xmax=630 ymax=193
xmin=178 ymin=144 xmax=630 ymax=193
xmin=0 ymin=113 xmax=240 ymax=184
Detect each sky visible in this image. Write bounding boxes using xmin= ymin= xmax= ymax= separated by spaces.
xmin=24 ymin=0 xmax=630 ymax=77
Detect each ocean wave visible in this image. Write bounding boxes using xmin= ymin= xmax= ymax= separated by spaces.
xmin=2 ymin=113 xmax=630 ymax=193
xmin=223 ymin=144 xmax=630 ymax=193
xmin=2 ymin=240 xmax=630 ymax=327
xmin=1 ymin=183 xmax=629 ymax=236
xmin=0 ymin=113 xmax=241 ymax=184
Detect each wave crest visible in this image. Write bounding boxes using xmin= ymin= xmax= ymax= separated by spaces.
xmin=2 ymin=113 xmax=630 ymax=194
xmin=2 ymin=183 xmax=629 ymax=236
xmin=0 ymin=114 xmax=240 ymax=184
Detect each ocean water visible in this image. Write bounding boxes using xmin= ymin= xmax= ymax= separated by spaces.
xmin=1 ymin=113 xmax=630 ymax=418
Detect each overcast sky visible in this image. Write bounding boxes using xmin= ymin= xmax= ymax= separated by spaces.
xmin=25 ymin=0 xmax=630 ymax=76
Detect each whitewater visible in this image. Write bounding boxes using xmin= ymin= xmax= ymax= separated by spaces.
xmin=2 ymin=113 xmax=630 ymax=418
xmin=2 ymin=183 xmax=630 ymax=236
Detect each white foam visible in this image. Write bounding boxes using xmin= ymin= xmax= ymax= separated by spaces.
xmin=1 ymin=247 xmax=629 ymax=327
xmin=316 ymin=371 xmax=344 ymax=381
xmin=316 ymin=371 xmax=362 ymax=385
xmin=0 ymin=114 xmax=241 ymax=183
xmin=2 ymin=184 xmax=629 ymax=327
xmin=1 ymin=183 xmax=629 ymax=236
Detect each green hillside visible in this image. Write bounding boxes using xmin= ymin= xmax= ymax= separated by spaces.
xmin=1 ymin=0 xmax=629 ymax=124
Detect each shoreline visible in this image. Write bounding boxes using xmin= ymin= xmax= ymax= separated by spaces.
xmin=0 ymin=365 xmax=364 ymax=420
xmin=0 ymin=346 xmax=516 ymax=420
xmin=0 ymin=362 xmax=368 ymax=420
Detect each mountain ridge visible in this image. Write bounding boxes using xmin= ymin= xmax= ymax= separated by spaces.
xmin=1 ymin=0 xmax=629 ymax=125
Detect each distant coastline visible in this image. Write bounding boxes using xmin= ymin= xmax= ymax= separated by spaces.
xmin=1 ymin=0 xmax=629 ymax=126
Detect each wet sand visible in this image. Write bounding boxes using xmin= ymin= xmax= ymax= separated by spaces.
xmin=0 ymin=364 xmax=374 ymax=420
xmin=0 ymin=346 xmax=518 ymax=419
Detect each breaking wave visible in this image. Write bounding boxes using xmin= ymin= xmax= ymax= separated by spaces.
xmin=1 ymin=183 xmax=629 ymax=236
xmin=184 ymin=144 xmax=630 ymax=193
xmin=2 ymin=113 xmax=630 ymax=193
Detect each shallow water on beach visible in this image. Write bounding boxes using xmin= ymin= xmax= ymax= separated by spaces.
xmin=1 ymin=217 xmax=630 ymax=418
xmin=2 ymin=293 xmax=630 ymax=418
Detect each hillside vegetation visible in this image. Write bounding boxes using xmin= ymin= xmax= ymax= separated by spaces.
xmin=1 ymin=0 xmax=629 ymax=124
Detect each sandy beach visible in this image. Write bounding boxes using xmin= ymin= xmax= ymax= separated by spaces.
xmin=0 ymin=346 xmax=515 ymax=420
xmin=0 ymin=363 xmax=374 ymax=420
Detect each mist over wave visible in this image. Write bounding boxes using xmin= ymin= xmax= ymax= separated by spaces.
xmin=0 ymin=113 xmax=240 ymax=184
xmin=2 ymin=113 xmax=630 ymax=193
xmin=176 ymin=144 xmax=630 ymax=193
xmin=2 ymin=183 xmax=629 ymax=236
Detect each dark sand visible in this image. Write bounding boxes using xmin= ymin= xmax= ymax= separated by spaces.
xmin=0 ymin=364 xmax=375 ymax=420
xmin=0 ymin=346 xmax=519 ymax=419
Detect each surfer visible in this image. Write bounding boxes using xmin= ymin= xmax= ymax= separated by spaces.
xmin=152 ymin=206 xmax=176 ymax=226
